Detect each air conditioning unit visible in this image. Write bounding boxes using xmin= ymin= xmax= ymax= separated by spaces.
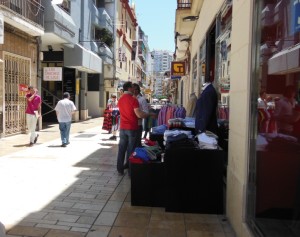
xmin=221 ymin=93 xmax=230 ymax=106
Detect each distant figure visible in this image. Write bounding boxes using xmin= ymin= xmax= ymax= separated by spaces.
xmin=25 ymin=86 xmax=41 ymax=147
xmin=102 ymin=94 xmax=119 ymax=140
xmin=55 ymin=92 xmax=77 ymax=147
xmin=274 ymin=85 xmax=300 ymax=135
xmin=266 ymin=95 xmax=275 ymax=110
xmin=258 ymin=90 xmax=267 ymax=109
xmin=119 ymin=88 xmax=124 ymax=98
xmin=132 ymin=83 xmax=149 ymax=147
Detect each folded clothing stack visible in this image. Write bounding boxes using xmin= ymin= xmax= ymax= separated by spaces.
xmin=151 ymin=124 xmax=168 ymax=135
xmin=164 ymin=129 xmax=193 ymax=142
xmin=197 ymin=132 xmax=218 ymax=150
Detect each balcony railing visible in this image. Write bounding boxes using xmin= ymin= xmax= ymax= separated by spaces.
xmin=177 ymin=0 xmax=191 ymax=9
xmin=0 ymin=0 xmax=44 ymax=27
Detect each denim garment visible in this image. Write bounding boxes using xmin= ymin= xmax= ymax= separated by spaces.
xmin=117 ymin=129 xmax=137 ymax=173
xmin=59 ymin=121 xmax=72 ymax=144
xmin=135 ymin=125 xmax=143 ymax=147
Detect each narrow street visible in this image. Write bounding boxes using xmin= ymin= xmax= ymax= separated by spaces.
xmin=0 ymin=118 xmax=235 ymax=237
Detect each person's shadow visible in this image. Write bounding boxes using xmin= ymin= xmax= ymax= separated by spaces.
xmin=47 ymin=145 xmax=64 ymax=148
xmin=13 ymin=144 xmax=31 ymax=147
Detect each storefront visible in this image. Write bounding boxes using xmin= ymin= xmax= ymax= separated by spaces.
xmin=182 ymin=0 xmax=300 ymax=236
xmin=247 ymin=1 xmax=300 ymax=236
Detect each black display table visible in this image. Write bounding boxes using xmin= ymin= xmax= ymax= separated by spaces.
xmin=164 ymin=147 xmax=225 ymax=214
xmin=131 ymin=147 xmax=225 ymax=214
xmin=131 ymin=161 xmax=165 ymax=207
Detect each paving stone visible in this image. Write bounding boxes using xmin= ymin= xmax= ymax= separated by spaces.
xmin=7 ymin=225 xmax=49 ymax=237
xmin=70 ymin=227 xmax=90 ymax=233
xmin=94 ymin=212 xmax=118 ymax=226
xmin=43 ymin=213 xmax=80 ymax=223
xmin=45 ymin=229 xmax=85 ymax=237
xmin=57 ymin=221 xmax=91 ymax=229
xmin=73 ymin=203 xmax=104 ymax=211
xmin=76 ymin=216 xmax=97 ymax=225
xmin=36 ymin=223 xmax=70 ymax=231
xmin=102 ymin=201 xmax=123 ymax=212
xmin=86 ymin=225 xmax=111 ymax=237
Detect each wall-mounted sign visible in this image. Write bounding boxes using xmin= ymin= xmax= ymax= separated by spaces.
xmin=19 ymin=84 xmax=28 ymax=96
xmin=43 ymin=67 xmax=62 ymax=81
xmin=171 ymin=61 xmax=185 ymax=79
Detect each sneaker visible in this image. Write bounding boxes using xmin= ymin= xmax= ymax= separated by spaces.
xmin=61 ymin=144 xmax=67 ymax=147
xmin=28 ymin=142 xmax=34 ymax=147
xmin=34 ymin=134 xmax=39 ymax=144
xmin=109 ymin=136 xmax=117 ymax=140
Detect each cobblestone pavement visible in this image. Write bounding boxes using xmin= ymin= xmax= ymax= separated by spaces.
xmin=0 ymin=117 xmax=236 ymax=237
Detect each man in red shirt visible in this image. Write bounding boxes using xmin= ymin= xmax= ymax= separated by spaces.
xmin=25 ymin=86 xmax=42 ymax=146
xmin=117 ymin=81 xmax=149 ymax=175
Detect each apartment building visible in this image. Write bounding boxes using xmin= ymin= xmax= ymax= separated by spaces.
xmin=175 ymin=0 xmax=300 ymax=236
xmin=151 ymin=50 xmax=173 ymax=97
xmin=115 ymin=0 xmax=137 ymax=91
xmin=0 ymin=0 xmax=44 ymax=137
xmin=40 ymin=0 xmax=116 ymax=120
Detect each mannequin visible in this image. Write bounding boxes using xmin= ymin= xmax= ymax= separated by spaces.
xmin=195 ymin=82 xmax=218 ymax=134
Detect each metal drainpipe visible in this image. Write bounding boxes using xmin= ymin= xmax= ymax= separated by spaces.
xmin=36 ymin=36 xmax=42 ymax=131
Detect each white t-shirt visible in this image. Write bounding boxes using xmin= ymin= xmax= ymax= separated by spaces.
xmin=55 ymin=98 xmax=76 ymax=123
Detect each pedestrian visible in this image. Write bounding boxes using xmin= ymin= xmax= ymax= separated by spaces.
xmin=117 ymin=81 xmax=149 ymax=175
xmin=25 ymin=86 xmax=41 ymax=147
xmin=132 ymin=83 xmax=149 ymax=147
xmin=102 ymin=94 xmax=119 ymax=140
xmin=55 ymin=92 xmax=76 ymax=147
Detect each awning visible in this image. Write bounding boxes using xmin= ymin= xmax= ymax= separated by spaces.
xmin=64 ymin=44 xmax=102 ymax=73
xmin=268 ymin=44 xmax=300 ymax=75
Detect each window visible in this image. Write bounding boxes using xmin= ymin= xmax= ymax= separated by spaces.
xmin=58 ymin=0 xmax=70 ymax=13
xmin=94 ymin=0 xmax=104 ymax=8
xmin=247 ymin=1 xmax=300 ymax=236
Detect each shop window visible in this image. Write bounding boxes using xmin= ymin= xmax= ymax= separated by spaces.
xmin=248 ymin=1 xmax=300 ymax=236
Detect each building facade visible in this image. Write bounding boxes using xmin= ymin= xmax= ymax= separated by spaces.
xmin=0 ymin=0 xmax=44 ymax=137
xmin=41 ymin=0 xmax=113 ymax=121
xmin=115 ymin=0 xmax=137 ymax=90
xmin=175 ymin=0 xmax=300 ymax=236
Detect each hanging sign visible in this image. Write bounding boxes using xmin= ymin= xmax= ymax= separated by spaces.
xmin=43 ymin=67 xmax=62 ymax=81
xmin=171 ymin=61 xmax=185 ymax=79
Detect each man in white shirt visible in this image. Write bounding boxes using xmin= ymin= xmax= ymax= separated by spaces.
xmin=55 ymin=92 xmax=77 ymax=147
xmin=132 ymin=83 xmax=149 ymax=147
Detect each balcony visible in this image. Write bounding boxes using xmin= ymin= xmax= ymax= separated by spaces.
xmin=41 ymin=0 xmax=77 ymax=50
xmin=92 ymin=7 xmax=113 ymax=34
xmin=98 ymin=43 xmax=113 ymax=65
xmin=0 ymin=0 xmax=44 ymax=36
xmin=175 ymin=0 xmax=204 ymax=60
xmin=177 ymin=0 xmax=191 ymax=9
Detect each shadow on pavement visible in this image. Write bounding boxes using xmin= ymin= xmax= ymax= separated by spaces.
xmin=6 ymin=143 xmax=126 ymax=237
xmin=13 ymin=144 xmax=30 ymax=148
